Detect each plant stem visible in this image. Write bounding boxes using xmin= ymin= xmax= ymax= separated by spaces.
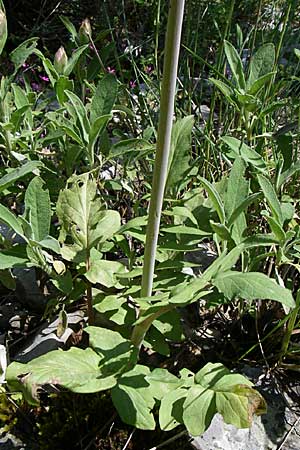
xmin=131 ymin=0 xmax=185 ymax=348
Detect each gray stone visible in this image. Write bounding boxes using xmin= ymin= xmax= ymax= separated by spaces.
xmin=191 ymin=368 xmax=300 ymax=450
xmin=13 ymin=310 xmax=85 ymax=363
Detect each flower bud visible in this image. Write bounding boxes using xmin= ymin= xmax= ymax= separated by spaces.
xmin=0 ymin=9 xmax=7 ymax=55
xmin=54 ymin=46 xmax=68 ymax=74
xmin=78 ymin=18 xmax=92 ymax=44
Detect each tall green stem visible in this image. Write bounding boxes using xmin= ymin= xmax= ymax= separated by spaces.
xmin=131 ymin=0 xmax=185 ymax=348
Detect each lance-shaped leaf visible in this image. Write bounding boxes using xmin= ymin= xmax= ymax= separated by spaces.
xmin=56 ymin=175 xmax=120 ymax=256
xmin=224 ymin=40 xmax=246 ymax=90
xmin=90 ymin=74 xmax=118 ymax=123
xmin=0 ymin=161 xmax=44 ymax=193
xmin=25 ymin=177 xmax=51 ymax=242
xmin=166 ymin=116 xmax=194 ymax=194
xmin=213 ymin=271 xmax=295 ymax=308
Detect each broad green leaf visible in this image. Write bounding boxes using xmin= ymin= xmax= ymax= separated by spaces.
xmin=25 ymin=177 xmax=51 ymax=242
xmin=166 ymin=116 xmax=194 ymax=194
xmin=111 ymin=365 xmax=156 ymax=430
xmin=227 ymin=193 xmax=261 ymax=228
xmin=6 ymin=347 xmax=117 ymax=405
xmin=0 ymin=269 xmax=16 ymax=290
xmin=183 ymin=385 xmax=215 ymax=436
xmin=55 ymin=76 xmax=74 ymax=104
xmin=221 ymin=136 xmax=266 ymax=172
xmin=85 ymin=326 xmax=137 ymax=377
xmin=216 ymin=384 xmax=266 ymax=428
xmin=10 ymin=37 xmax=39 ymax=69
xmin=183 ymin=362 xmax=265 ymax=436
xmin=85 ymin=259 xmax=126 ymax=287
xmin=224 ymin=40 xmax=246 ymax=90
xmin=163 ymin=206 xmax=198 ymax=226
xmin=0 ymin=246 xmax=29 ymax=269
xmin=64 ymin=45 xmax=88 ymax=76
xmin=224 ymin=157 xmax=248 ymax=219
xmin=257 ymin=174 xmax=283 ymax=224
xmin=213 ymin=271 xmax=295 ymax=308
xmin=56 ymin=175 xmax=120 ymax=255
xmin=159 ymin=388 xmax=187 ymax=431
xmin=145 ymin=368 xmax=180 ymax=401
xmin=248 ymin=43 xmax=275 ymax=87
xmin=199 ymin=177 xmax=225 ymax=223
xmin=0 ymin=161 xmax=44 ymax=193
xmin=90 ymin=74 xmax=118 ymax=123
xmin=12 ymin=84 xmax=28 ymax=109
xmin=0 ymin=203 xmax=24 ymax=238
xmin=247 ymin=72 xmax=275 ymax=96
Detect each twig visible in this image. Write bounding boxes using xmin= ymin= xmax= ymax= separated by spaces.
xmin=276 ymin=416 xmax=300 ymax=450
xmin=148 ymin=430 xmax=188 ymax=450
xmin=121 ymin=429 xmax=135 ymax=450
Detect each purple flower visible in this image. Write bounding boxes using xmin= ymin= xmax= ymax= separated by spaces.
xmin=106 ymin=66 xmax=116 ymax=74
xmin=145 ymin=65 xmax=153 ymax=74
xmin=39 ymin=75 xmax=50 ymax=82
xmin=31 ymin=82 xmax=41 ymax=92
xmin=22 ymin=63 xmax=29 ymax=68
xmin=129 ymin=80 xmax=136 ymax=89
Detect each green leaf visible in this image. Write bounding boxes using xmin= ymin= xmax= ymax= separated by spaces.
xmin=213 ymin=271 xmax=295 ymax=308
xmin=0 ymin=203 xmax=24 ymax=238
xmin=159 ymin=388 xmax=187 ymax=431
xmin=65 ymin=90 xmax=90 ymax=142
xmin=247 ymin=72 xmax=275 ymax=96
xmin=85 ymin=259 xmax=126 ymax=287
xmin=10 ymin=37 xmax=39 ymax=69
xmin=248 ymin=43 xmax=275 ymax=87
xmin=64 ymin=45 xmax=88 ymax=76
xmin=145 ymin=369 xmax=181 ymax=401
xmin=227 ymin=193 xmax=261 ymax=228
xmin=59 ymin=15 xmax=77 ymax=40
xmin=0 ymin=246 xmax=29 ymax=269
xmin=56 ymin=175 xmax=120 ymax=256
xmin=182 ymin=362 xmax=265 ymax=436
xmin=55 ymin=76 xmax=74 ymax=105
xmin=199 ymin=177 xmax=225 ymax=223
xmin=112 ymin=365 xmax=156 ymax=430
xmin=25 ymin=177 xmax=51 ymax=242
xmin=166 ymin=116 xmax=194 ymax=194
xmin=0 ymin=269 xmax=15 ymax=289
xmin=221 ymin=136 xmax=266 ymax=172
xmin=90 ymin=74 xmax=118 ymax=123
xmin=85 ymin=326 xmax=137 ymax=377
xmin=209 ymin=78 xmax=237 ymax=107
xmin=0 ymin=161 xmax=44 ymax=193
xmin=224 ymin=40 xmax=246 ymax=90
xmin=183 ymin=385 xmax=215 ymax=436
xmin=6 ymin=347 xmax=117 ymax=405
xmin=109 ymin=138 xmax=154 ymax=158
xmin=161 ymin=225 xmax=209 ymax=236
xmin=87 ymin=114 xmax=111 ymax=161
xmin=224 ymin=157 xmax=248 ymax=219
xmin=257 ymin=174 xmax=283 ymax=224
